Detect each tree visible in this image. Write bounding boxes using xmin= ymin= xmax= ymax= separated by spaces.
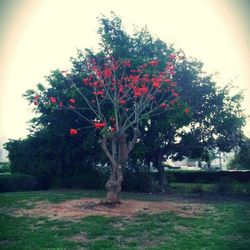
xmin=132 ymin=58 xmax=245 ymax=187
xmin=29 ymin=50 xmax=186 ymax=203
xmin=176 ymin=82 xmax=245 ymax=170
xmin=22 ymin=14 xmax=246 ymax=199
xmin=229 ymin=137 xmax=250 ymax=170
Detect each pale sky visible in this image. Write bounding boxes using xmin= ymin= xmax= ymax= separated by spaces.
xmin=0 ymin=0 xmax=249 ymax=141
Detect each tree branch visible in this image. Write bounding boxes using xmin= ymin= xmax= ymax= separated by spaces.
xmin=100 ymin=136 xmax=117 ymax=167
xmin=127 ymin=128 xmax=140 ymax=154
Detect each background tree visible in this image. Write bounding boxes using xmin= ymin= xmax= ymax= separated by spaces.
xmin=131 ymin=57 xmax=245 ymax=189
xmin=228 ymin=137 xmax=250 ymax=170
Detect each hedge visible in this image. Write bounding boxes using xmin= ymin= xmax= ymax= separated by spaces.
xmin=165 ymin=170 xmax=250 ymax=183
xmin=0 ymin=174 xmax=38 ymax=192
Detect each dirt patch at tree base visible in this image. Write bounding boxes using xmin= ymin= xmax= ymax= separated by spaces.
xmin=11 ymin=198 xmax=214 ymax=220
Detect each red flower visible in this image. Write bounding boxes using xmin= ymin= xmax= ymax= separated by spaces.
xmin=120 ymin=99 xmax=126 ymax=105
xmin=93 ymin=91 xmax=104 ymax=96
xmin=69 ymin=99 xmax=75 ymax=104
xmin=59 ymin=102 xmax=63 ymax=107
xmin=170 ymin=100 xmax=176 ymax=106
xmin=148 ymin=60 xmax=158 ymax=66
xmin=153 ymin=82 xmax=160 ymax=88
xmin=134 ymin=91 xmax=142 ymax=98
xmin=83 ymin=78 xmax=89 ymax=85
xmin=34 ymin=94 xmax=40 ymax=100
xmin=169 ymin=53 xmax=176 ymax=60
xmin=33 ymin=100 xmax=38 ymax=106
xmin=104 ymin=68 xmax=112 ymax=78
xmin=111 ymin=127 xmax=116 ymax=132
xmin=172 ymin=92 xmax=179 ymax=97
xmin=94 ymin=122 xmax=106 ymax=129
xmin=70 ymin=128 xmax=78 ymax=135
xmin=160 ymin=103 xmax=167 ymax=108
xmin=139 ymin=86 xmax=149 ymax=94
xmin=69 ymin=105 xmax=75 ymax=109
xmin=165 ymin=62 xmax=174 ymax=71
xmin=122 ymin=60 xmax=131 ymax=67
xmin=184 ymin=108 xmax=190 ymax=114
xmin=49 ymin=97 xmax=57 ymax=104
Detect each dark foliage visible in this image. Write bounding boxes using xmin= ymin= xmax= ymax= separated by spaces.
xmin=0 ymin=174 xmax=37 ymax=192
xmin=167 ymin=170 xmax=250 ymax=183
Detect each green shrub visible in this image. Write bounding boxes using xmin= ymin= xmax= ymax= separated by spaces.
xmin=0 ymin=174 xmax=38 ymax=192
xmin=214 ymin=176 xmax=234 ymax=194
xmin=166 ymin=170 xmax=250 ymax=183
xmin=122 ymin=170 xmax=157 ymax=193
xmin=0 ymin=162 xmax=11 ymax=173
xmin=71 ymin=169 xmax=107 ymax=189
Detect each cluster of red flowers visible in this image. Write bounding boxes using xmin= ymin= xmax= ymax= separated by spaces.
xmin=69 ymin=99 xmax=75 ymax=104
xmin=80 ymin=57 xmax=179 ymax=109
xmin=34 ymin=54 xmax=191 ymax=136
xmin=49 ymin=97 xmax=57 ymax=104
xmin=169 ymin=53 xmax=176 ymax=60
xmin=68 ymin=98 xmax=75 ymax=109
xmin=148 ymin=60 xmax=158 ymax=66
xmin=94 ymin=122 xmax=106 ymax=129
xmin=69 ymin=128 xmax=78 ymax=135
xmin=119 ymin=99 xmax=126 ymax=105
xmin=165 ymin=62 xmax=175 ymax=76
xmin=103 ymin=68 xmax=112 ymax=78
xmin=122 ymin=60 xmax=131 ymax=67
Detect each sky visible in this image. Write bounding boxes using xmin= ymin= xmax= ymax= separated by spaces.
xmin=0 ymin=0 xmax=249 ymax=141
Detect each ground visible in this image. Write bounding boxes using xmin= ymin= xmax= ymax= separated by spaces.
xmin=10 ymin=197 xmax=214 ymax=220
xmin=0 ymin=190 xmax=249 ymax=249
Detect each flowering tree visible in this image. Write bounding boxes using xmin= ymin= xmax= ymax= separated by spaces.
xmin=33 ymin=52 xmax=186 ymax=203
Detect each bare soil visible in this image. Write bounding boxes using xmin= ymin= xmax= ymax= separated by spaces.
xmin=11 ymin=198 xmax=215 ymax=221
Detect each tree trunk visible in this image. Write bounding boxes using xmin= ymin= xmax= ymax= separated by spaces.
xmin=158 ymin=165 xmax=168 ymax=191
xmin=155 ymin=154 xmax=168 ymax=192
xmin=105 ymin=164 xmax=123 ymax=203
xmin=105 ymin=133 xmax=127 ymax=203
xmin=100 ymin=129 xmax=139 ymax=204
xmin=207 ymin=160 xmax=211 ymax=171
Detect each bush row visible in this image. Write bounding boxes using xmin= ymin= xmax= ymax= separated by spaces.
xmin=0 ymin=174 xmax=38 ymax=192
xmin=1 ymin=169 xmax=250 ymax=193
xmin=166 ymin=170 xmax=250 ymax=183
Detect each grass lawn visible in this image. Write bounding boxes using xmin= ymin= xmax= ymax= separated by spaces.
xmin=0 ymin=189 xmax=249 ymax=250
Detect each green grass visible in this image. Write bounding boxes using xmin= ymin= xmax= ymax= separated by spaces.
xmin=0 ymin=190 xmax=249 ymax=249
